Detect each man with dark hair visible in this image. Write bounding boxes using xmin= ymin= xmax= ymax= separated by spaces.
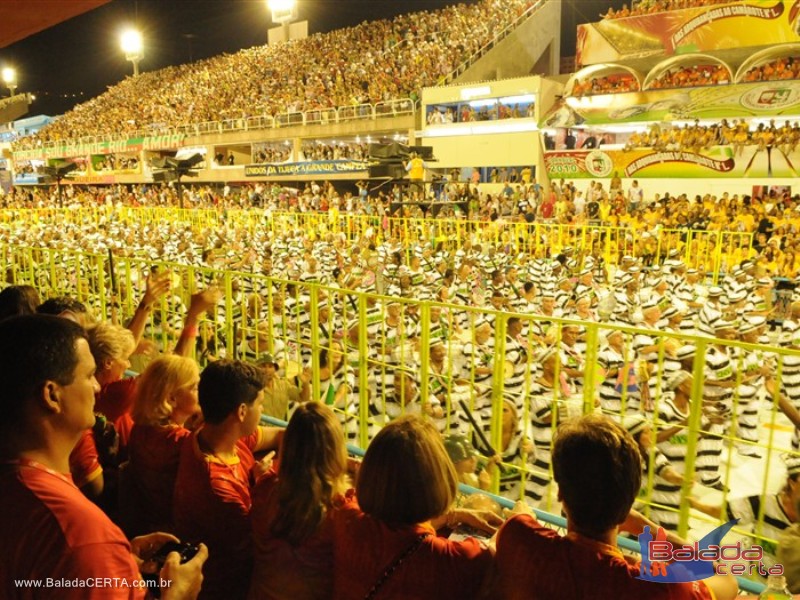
xmin=0 ymin=315 xmax=206 ymax=599
xmin=173 ymin=360 xmax=283 ymax=599
xmin=36 ymin=295 xmax=90 ymax=327
xmin=494 ymin=413 xmax=737 ymax=600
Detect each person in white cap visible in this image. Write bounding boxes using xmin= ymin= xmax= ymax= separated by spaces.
xmin=734 ymin=317 xmax=771 ymax=458
xmin=574 ymin=267 xmax=600 ymax=308
xmin=623 ymin=413 xmax=688 ymax=532
xmin=651 ymin=370 xmax=696 ymax=531
xmin=459 ymin=318 xmax=494 ymax=396
xmin=613 ymin=274 xmax=639 ymax=324
xmin=698 ymin=286 xmax=725 ymax=335
xmin=598 ymin=327 xmax=642 ymax=418
xmin=527 ymin=346 xmax=570 ymax=505
xmin=673 ymin=267 xmax=706 ymax=316
xmin=692 ymin=454 xmax=800 ymax=573
xmin=772 ymin=322 xmax=800 ymax=453
xmin=746 ymin=278 xmax=774 ymax=318
xmin=696 ymin=320 xmax=738 ymax=492
xmin=635 ymin=299 xmax=678 ymax=412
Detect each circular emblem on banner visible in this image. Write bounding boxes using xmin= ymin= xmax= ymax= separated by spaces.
xmin=584 ymin=151 xmax=614 ymax=177
xmin=741 ymin=85 xmax=800 ymax=111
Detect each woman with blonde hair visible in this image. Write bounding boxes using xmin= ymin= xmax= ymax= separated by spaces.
xmin=249 ymin=402 xmax=352 ymax=600
xmin=70 ymin=286 xmax=220 ymax=504
xmin=123 ymin=354 xmax=200 ymax=535
xmin=332 ymin=415 xmax=499 ymax=599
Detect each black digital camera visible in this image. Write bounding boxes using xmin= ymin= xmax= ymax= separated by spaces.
xmin=143 ymin=542 xmax=199 ymax=598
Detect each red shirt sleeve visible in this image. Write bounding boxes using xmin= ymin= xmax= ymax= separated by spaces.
xmin=1 ymin=464 xmax=145 ymax=599
xmin=69 ymin=429 xmax=102 ymax=488
xmin=58 ymin=541 xmax=146 ymax=599
xmin=95 ymin=377 xmax=138 ymax=423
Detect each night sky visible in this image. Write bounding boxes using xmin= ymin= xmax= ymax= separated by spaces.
xmin=1 ymin=0 xmax=623 ymax=117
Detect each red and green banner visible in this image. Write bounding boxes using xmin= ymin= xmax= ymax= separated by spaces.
xmin=577 ymin=1 xmax=800 ymax=66
xmin=545 ymin=144 xmax=800 ymax=179
xmin=12 ymin=134 xmax=185 ymax=161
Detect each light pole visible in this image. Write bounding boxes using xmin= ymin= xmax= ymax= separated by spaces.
xmin=120 ymin=29 xmax=144 ymax=76
xmin=268 ymin=0 xmax=297 ymax=43
xmin=2 ymin=67 xmax=18 ymax=96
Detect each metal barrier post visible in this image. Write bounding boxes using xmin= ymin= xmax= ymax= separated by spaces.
xmin=490 ymin=313 xmax=508 ymax=495
xmin=223 ymin=271 xmax=234 ymax=357
xmin=418 ymin=302 xmax=431 ymax=413
xmin=309 ymin=285 xmax=321 ymax=404
xmin=678 ymin=339 xmax=709 ymax=537
xmin=582 ymin=323 xmax=599 ymax=412
xmin=357 ymin=294 xmax=370 ymax=448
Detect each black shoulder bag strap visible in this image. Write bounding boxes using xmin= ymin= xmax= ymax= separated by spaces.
xmin=363 ymin=532 xmax=432 ymax=600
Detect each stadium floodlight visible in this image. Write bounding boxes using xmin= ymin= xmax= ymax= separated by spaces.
xmin=1 ymin=67 xmax=17 ymax=96
xmin=268 ymin=0 xmax=297 ymax=24
xmin=120 ymin=29 xmax=144 ymax=76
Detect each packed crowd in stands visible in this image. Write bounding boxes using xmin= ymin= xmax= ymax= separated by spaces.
xmin=426 ymin=101 xmax=535 ymax=124
xmin=300 ymin=141 xmax=370 ymax=162
xmin=622 ymin=119 xmax=800 ymax=156
xmin=602 ymin=0 xmax=736 ymax=19
xmin=252 ymin=143 xmax=293 ymax=165
xmin=570 ymin=73 xmax=639 ymax=97
xmin=743 ymin=55 xmax=800 ymax=83
xmin=94 ymin=154 xmax=140 ymax=172
xmin=2 ymin=179 xmax=795 ymax=277
xmin=648 ymin=64 xmax=729 ymax=89
xmin=570 ymin=57 xmax=800 ymax=97
xmin=12 ymin=0 xmax=536 ymax=150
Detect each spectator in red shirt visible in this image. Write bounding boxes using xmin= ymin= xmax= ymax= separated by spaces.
xmin=89 ymin=270 xmax=172 ymax=459
xmin=123 ymin=354 xmax=201 ymax=536
xmin=122 ymin=287 xmax=223 ymax=536
xmin=331 ymin=415 xmax=499 ymax=599
xmin=0 ymin=315 xmax=207 ymax=599
xmin=73 ymin=284 xmax=220 ymax=506
xmin=494 ymin=414 xmax=738 ymax=600
xmin=540 ymin=192 xmax=556 ymax=220
xmin=173 ymin=360 xmax=283 ymax=600
xmin=249 ymin=402 xmax=354 ymax=600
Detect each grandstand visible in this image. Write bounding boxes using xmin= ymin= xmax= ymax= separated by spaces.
xmin=6 ymin=0 xmax=800 ymax=596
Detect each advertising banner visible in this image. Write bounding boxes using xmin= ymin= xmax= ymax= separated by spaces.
xmin=12 ymin=133 xmax=185 ymax=161
xmin=577 ymin=1 xmax=800 ymax=66
xmin=544 ymin=144 xmax=800 ymax=179
xmin=245 ymin=159 xmax=375 ymax=177
xmin=543 ymin=80 xmax=800 ymax=127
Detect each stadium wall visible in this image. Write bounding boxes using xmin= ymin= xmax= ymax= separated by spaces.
xmin=454 ymin=0 xmax=562 ymax=82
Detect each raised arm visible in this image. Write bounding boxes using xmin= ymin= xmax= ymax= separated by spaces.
xmin=174 ymin=287 xmax=223 ymax=357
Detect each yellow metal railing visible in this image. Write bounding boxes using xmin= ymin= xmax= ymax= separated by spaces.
xmin=2 ymin=241 xmax=795 ymax=566
xmin=0 ymin=208 xmax=753 ymax=282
